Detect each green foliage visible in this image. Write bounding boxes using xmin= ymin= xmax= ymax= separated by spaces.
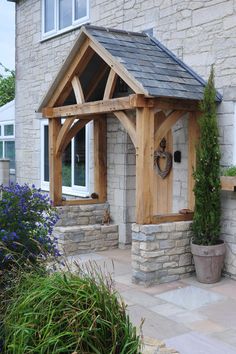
xmin=0 ymin=63 xmax=15 ymax=107
xmin=222 ymin=165 xmax=236 ymax=176
xmin=0 ymin=183 xmax=60 ymax=287
xmin=2 ymin=269 xmax=141 ymax=354
xmin=192 ymin=67 xmax=221 ymax=245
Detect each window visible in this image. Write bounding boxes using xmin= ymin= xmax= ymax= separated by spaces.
xmin=41 ymin=120 xmax=90 ymax=197
xmin=42 ymin=0 xmax=89 ymax=38
xmin=0 ymin=122 xmax=15 ymax=170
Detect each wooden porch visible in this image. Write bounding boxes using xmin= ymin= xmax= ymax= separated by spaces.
xmin=38 ymin=25 xmax=218 ymax=225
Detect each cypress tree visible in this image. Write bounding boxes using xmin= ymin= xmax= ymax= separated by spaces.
xmin=192 ymin=67 xmax=221 ymax=245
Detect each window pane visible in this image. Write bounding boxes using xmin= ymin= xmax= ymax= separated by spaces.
xmin=44 ymin=0 xmax=55 ymax=33
xmin=5 ymin=141 xmax=15 ymax=169
xmin=59 ymin=0 xmax=72 ymax=29
xmin=62 ymin=142 xmax=72 ymax=187
xmin=74 ymin=127 xmax=86 ymax=186
xmin=0 ymin=141 xmax=3 ymax=158
xmin=4 ymin=124 xmax=14 ymax=136
xmin=75 ymin=0 xmax=87 ymax=20
xmin=44 ymin=126 xmax=49 ymax=182
xmin=0 ymin=126 xmax=1 ymax=136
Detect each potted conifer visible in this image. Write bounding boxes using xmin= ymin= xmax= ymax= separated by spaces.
xmin=191 ymin=67 xmax=225 ymax=284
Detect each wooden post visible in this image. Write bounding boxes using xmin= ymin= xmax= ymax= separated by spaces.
xmin=188 ymin=111 xmax=200 ymax=210
xmin=49 ymin=118 xmax=62 ymax=206
xmin=136 ymin=107 xmax=155 ymax=224
xmin=94 ymin=117 xmax=107 ymax=202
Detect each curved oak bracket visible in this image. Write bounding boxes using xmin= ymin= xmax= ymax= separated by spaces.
xmin=113 ymin=111 xmax=137 ymax=147
xmin=154 ymin=110 xmax=184 ymax=150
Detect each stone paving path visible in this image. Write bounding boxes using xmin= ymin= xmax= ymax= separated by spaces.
xmin=66 ymin=249 xmax=236 ymax=354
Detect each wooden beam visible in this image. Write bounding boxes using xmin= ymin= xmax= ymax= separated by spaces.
xmin=113 ymin=111 xmax=137 ymax=147
xmin=58 ymin=119 xmax=92 ymax=155
xmin=55 ymin=118 xmax=76 ymax=156
xmin=42 ymin=96 xmax=134 ymax=118
xmin=47 ymin=39 xmax=93 ymax=107
xmin=94 ymin=118 xmax=107 ymax=202
xmin=86 ymin=64 xmax=109 ymax=100
xmin=49 ymin=118 xmax=62 ymax=206
xmin=188 ymin=112 xmax=200 ymax=210
xmin=135 ymin=107 xmax=155 ymax=224
xmin=154 ymin=110 xmax=184 ymax=150
xmin=103 ymin=68 xmax=117 ymax=99
xmin=152 ymin=212 xmax=194 ymax=224
xmin=71 ymin=76 xmax=85 ymax=104
xmin=61 ymin=199 xmax=104 ymax=206
xmin=152 ymin=97 xmax=201 ymax=112
xmin=88 ymin=40 xmax=147 ymax=95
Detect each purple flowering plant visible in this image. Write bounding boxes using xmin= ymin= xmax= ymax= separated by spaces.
xmin=0 ymin=183 xmax=60 ymax=271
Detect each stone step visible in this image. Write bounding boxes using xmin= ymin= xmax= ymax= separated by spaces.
xmin=55 ymin=203 xmax=109 ymax=227
xmin=53 ymin=223 xmax=118 ymax=255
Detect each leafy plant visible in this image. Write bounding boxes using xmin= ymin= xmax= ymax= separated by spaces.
xmin=0 ymin=63 xmax=15 ymax=107
xmin=0 ymin=183 xmax=60 ymax=275
xmin=222 ymin=165 xmax=236 ymax=176
xmin=2 ymin=269 xmax=142 ymax=354
xmin=192 ymin=67 xmax=221 ymax=245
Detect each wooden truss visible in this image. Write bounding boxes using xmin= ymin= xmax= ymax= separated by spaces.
xmin=40 ymin=29 xmax=201 ymax=224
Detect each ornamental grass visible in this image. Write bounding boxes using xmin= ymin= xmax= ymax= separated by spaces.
xmin=2 ymin=268 xmax=142 ymax=354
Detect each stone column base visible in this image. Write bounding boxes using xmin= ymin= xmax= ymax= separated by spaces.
xmin=132 ymin=221 xmax=194 ymax=286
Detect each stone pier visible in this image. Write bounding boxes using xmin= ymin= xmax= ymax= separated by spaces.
xmin=132 ymin=221 xmax=194 ymax=286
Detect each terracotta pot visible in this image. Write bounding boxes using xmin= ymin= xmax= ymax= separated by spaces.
xmin=191 ymin=241 xmax=226 ymax=284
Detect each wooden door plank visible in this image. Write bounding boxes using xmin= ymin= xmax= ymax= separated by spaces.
xmin=153 ymin=111 xmax=173 ymax=215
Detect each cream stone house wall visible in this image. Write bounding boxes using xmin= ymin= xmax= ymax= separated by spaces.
xmin=12 ymin=0 xmax=236 ymax=277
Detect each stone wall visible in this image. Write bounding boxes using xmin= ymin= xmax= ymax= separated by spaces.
xmin=107 ymin=116 xmax=136 ymax=245
xmin=54 ymin=203 xmax=119 ymax=255
xmin=221 ymin=191 xmax=236 ymax=279
xmin=132 ymin=221 xmax=194 ymax=286
xmin=172 ymin=115 xmax=189 ymax=213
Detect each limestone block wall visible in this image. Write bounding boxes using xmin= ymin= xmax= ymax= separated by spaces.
xmin=107 ymin=116 xmax=136 ymax=245
xmin=221 ymin=191 xmax=236 ymax=279
xmin=53 ymin=203 xmax=119 ymax=255
xmin=172 ymin=115 xmax=189 ymax=213
xmin=132 ymin=221 xmax=194 ymax=286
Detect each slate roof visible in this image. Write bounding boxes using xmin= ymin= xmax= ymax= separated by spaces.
xmin=85 ymin=25 xmax=222 ymax=102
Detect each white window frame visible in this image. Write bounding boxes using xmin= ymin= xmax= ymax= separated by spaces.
xmin=0 ymin=121 xmax=15 ymax=173
xmin=41 ymin=119 xmax=91 ymax=197
xmin=42 ymin=0 xmax=90 ymax=39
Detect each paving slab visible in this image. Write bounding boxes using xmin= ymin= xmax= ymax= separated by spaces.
xmin=127 ymin=304 xmax=190 ymax=340
xmin=66 ymin=249 xmax=236 ymax=354
xmin=165 ymin=332 xmax=236 ymax=354
xmin=210 ymin=327 xmax=236 ymax=348
xmin=155 ymin=285 xmax=226 ymax=310
xmin=199 ymin=298 xmax=236 ymax=328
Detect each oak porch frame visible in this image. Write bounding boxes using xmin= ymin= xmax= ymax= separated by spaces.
xmin=43 ymin=93 xmax=200 ymax=224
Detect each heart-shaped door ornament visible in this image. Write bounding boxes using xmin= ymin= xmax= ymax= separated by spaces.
xmin=154 ymin=150 xmax=172 ymax=179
